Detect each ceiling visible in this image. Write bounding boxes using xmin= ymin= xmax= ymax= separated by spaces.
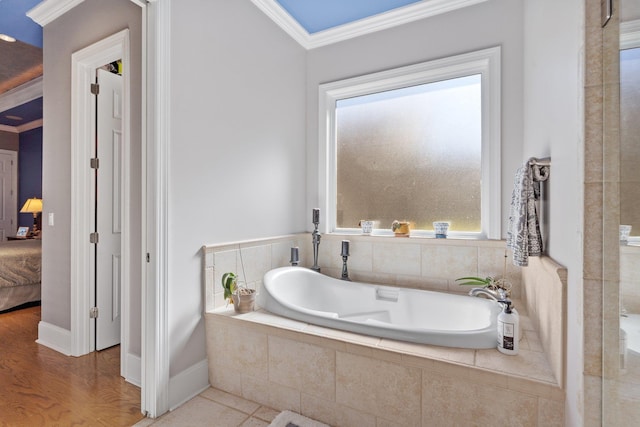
xmin=274 ymin=0 xmax=422 ymax=34
xmin=0 ymin=0 xmax=42 ymax=130
xmin=0 ymin=0 xmax=450 ymax=130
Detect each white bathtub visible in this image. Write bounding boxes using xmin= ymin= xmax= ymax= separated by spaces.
xmin=258 ymin=267 xmax=502 ymax=349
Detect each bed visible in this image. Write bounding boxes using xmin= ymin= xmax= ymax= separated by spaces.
xmin=0 ymin=239 xmax=41 ymax=312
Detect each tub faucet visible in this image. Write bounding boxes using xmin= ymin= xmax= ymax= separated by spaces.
xmin=468 ymin=287 xmax=506 ymax=301
xmin=340 ymin=240 xmax=351 ymax=281
xmin=311 ymin=208 xmax=321 ymax=272
xmin=290 ymin=247 xmax=299 ymax=266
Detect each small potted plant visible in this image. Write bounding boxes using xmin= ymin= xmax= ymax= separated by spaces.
xmin=221 ymin=272 xmax=255 ymax=313
xmin=456 ymin=251 xmax=512 ymax=296
xmin=455 ymin=275 xmax=511 ymax=295
xmin=392 ymin=220 xmax=411 ymax=237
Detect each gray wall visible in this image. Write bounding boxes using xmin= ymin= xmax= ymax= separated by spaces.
xmin=523 ymin=1 xmax=584 ymax=424
xmin=169 ymin=0 xmax=307 ymax=376
xmin=41 ymin=0 xmax=142 ymax=357
xmin=305 ymin=0 xmax=524 ymax=237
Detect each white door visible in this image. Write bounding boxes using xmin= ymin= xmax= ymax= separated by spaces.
xmin=95 ymin=68 xmax=123 ymax=350
xmin=0 ymin=150 xmax=17 ymax=241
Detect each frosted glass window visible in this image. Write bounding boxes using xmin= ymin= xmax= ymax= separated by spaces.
xmin=335 ymin=75 xmax=482 ymax=232
xmin=318 ymin=47 xmax=501 ymax=238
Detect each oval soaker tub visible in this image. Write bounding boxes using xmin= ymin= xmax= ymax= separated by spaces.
xmin=258 ymin=267 xmax=502 ymax=349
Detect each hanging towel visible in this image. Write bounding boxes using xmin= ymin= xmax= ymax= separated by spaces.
xmin=506 ymin=158 xmax=550 ymax=266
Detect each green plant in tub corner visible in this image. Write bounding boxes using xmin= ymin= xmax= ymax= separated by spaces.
xmin=455 ymin=276 xmax=494 ymax=287
xmin=221 ymin=272 xmax=237 ymax=303
xmin=456 ymin=250 xmax=512 ymax=295
xmin=455 ymin=275 xmax=512 ymax=295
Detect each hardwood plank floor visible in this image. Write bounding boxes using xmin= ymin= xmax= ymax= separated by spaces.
xmin=0 ymin=305 xmax=145 ymax=426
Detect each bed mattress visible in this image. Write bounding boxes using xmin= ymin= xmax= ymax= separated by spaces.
xmin=0 ymin=239 xmax=41 ymax=289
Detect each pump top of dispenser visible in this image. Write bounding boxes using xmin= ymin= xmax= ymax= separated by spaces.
xmin=498 ymin=298 xmax=513 ymax=313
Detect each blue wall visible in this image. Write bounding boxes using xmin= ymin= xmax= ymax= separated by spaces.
xmin=18 ymin=127 xmax=43 ymax=229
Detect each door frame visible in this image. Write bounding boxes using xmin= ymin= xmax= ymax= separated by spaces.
xmin=69 ymin=29 xmax=131 ymax=365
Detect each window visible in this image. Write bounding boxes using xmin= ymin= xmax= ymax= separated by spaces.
xmin=318 ymin=47 xmax=501 ymax=238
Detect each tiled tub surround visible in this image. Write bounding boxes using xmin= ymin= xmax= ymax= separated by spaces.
xmin=522 ymin=256 xmax=568 ymax=389
xmin=203 ymin=233 xmax=525 ymax=313
xmin=205 ymin=308 xmax=564 ymax=426
xmin=203 ymin=234 xmax=567 ymax=425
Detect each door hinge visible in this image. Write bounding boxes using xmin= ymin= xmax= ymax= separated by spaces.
xmin=90 ymin=232 xmax=99 ymax=244
xmin=146 ymin=253 xmax=150 ymax=263
xmin=90 ymin=307 xmax=99 ymax=318
xmin=90 ymin=83 xmax=100 ymax=95
xmin=90 ymin=158 xmax=99 ymax=169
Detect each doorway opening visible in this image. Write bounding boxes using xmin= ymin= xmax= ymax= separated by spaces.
xmin=93 ymin=61 xmax=124 ymax=351
xmin=70 ymin=29 xmax=135 ymax=382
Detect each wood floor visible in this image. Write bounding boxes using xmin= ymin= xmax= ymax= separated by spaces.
xmin=0 ymin=305 xmax=145 ymax=426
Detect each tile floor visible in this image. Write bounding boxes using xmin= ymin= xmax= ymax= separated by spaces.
xmin=133 ymin=387 xmax=280 ymax=427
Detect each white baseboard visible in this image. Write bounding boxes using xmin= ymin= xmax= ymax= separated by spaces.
xmin=125 ymin=352 xmax=142 ymax=387
xmin=169 ymin=359 xmax=210 ymax=411
xmin=36 ymin=321 xmax=71 ymax=356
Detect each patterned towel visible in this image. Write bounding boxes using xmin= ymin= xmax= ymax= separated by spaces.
xmin=506 ymin=158 xmax=550 ymax=266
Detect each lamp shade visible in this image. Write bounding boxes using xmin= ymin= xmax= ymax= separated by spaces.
xmin=20 ymin=198 xmax=43 ymax=214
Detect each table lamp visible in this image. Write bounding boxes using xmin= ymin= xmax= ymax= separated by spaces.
xmin=20 ymin=197 xmax=43 ymax=236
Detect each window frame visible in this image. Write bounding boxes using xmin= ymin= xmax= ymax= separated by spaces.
xmin=318 ymin=46 xmax=501 ymax=239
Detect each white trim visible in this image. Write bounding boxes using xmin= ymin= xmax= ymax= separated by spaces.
xmin=141 ymin=0 xmax=170 ymax=417
xmin=70 ymin=30 xmax=131 ymax=358
xmin=168 ymin=359 xmax=210 ymax=411
xmin=27 ymin=0 xmax=143 ymax=26
xmin=318 ymin=47 xmax=501 ymax=238
xmin=251 ymin=0 xmax=488 ymax=50
xmin=125 ymin=353 xmax=142 ymax=387
xmin=36 ymin=321 xmax=72 ymax=355
xmin=0 ymin=120 xmax=43 ymax=134
xmin=27 ymin=0 xmax=86 ymax=26
xmin=16 ymin=119 xmax=44 ymax=133
xmin=0 ymin=76 xmax=43 ymax=113
xmin=621 ymin=19 xmax=640 ymax=50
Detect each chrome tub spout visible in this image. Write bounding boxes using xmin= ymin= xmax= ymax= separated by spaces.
xmin=468 ymin=287 xmax=506 ymax=301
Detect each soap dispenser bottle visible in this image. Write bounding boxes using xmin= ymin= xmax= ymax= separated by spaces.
xmin=497 ymin=299 xmax=519 ymax=355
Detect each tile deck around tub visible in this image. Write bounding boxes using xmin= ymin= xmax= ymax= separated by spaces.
xmin=212 ymin=299 xmax=559 ymax=388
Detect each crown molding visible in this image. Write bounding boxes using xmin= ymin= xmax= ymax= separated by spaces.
xmin=0 ymin=76 xmax=43 ymax=113
xmin=621 ymin=19 xmax=640 ymax=50
xmin=251 ymin=0 xmax=488 ymax=50
xmin=0 ymin=119 xmax=43 ymax=134
xmin=27 ymin=0 xmax=86 ymax=26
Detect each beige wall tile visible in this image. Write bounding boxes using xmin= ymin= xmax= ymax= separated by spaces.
xmin=348 ymin=240 xmax=373 ymax=272
xmin=475 ymin=348 xmax=556 ymax=384
xmin=270 ymin=239 xmax=300 ymax=268
xmin=336 ymin=351 xmax=421 ymax=426
xmin=583 ymin=279 xmax=603 ymax=376
xmin=335 ymin=404 xmax=377 ymax=427
xmin=584 ymin=375 xmax=602 ymax=427
xmin=422 ymin=370 xmax=538 ymax=426
xmin=241 ymin=375 xmax=301 ymax=413
xmin=373 ymin=242 xmax=421 ymax=276
xmin=300 ymin=393 xmax=337 ymax=426
xmin=268 ymin=336 xmax=335 ymax=400
xmin=238 ymin=244 xmax=272 ymax=285
xmin=379 ymin=339 xmax=475 ymax=366
xmin=421 ymin=245 xmax=477 ymax=280
xmin=538 ymin=397 xmax=565 ymax=427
